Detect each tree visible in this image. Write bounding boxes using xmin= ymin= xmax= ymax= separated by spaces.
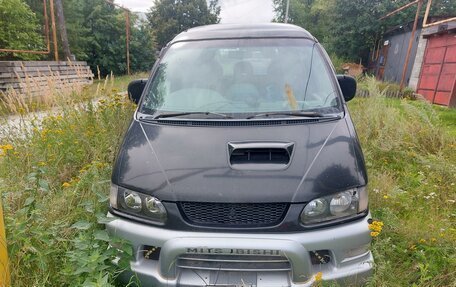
xmin=130 ymin=19 xmax=157 ymax=72
xmin=147 ymin=0 xmax=220 ymax=48
xmin=55 ymin=0 xmax=72 ymax=60
xmin=61 ymin=0 xmax=156 ymax=75
xmin=273 ymin=0 xmax=335 ymax=47
xmin=273 ymin=0 xmax=456 ymax=63
xmin=0 ymin=0 xmax=45 ymax=60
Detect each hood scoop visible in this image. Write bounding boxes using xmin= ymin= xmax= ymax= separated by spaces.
xmin=228 ymin=142 xmax=294 ymax=170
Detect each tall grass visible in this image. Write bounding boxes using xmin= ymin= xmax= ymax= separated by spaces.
xmin=349 ymin=77 xmax=456 ymax=287
xmin=0 ymin=89 xmax=136 ymax=286
xmin=0 ymin=76 xmax=454 ymax=286
xmin=0 ymin=68 xmax=147 ymax=116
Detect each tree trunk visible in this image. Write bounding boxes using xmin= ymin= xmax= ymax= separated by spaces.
xmin=54 ymin=0 xmax=71 ymax=60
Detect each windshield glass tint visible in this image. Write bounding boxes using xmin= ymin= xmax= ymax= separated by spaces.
xmin=140 ymin=38 xmax=340 ymax=117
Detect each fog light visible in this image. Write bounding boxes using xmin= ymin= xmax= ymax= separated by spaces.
xmin=143 ymin=245 xmax=161 ymax=260
xmin=309 ymin=250 xmax=331 ymax=264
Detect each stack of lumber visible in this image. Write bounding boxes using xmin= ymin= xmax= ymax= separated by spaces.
xmin=0 ymin=61 xmax=94 ymax=97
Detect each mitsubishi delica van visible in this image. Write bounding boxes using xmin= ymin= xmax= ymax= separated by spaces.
xmin=107 ymin=23 xmax=373 ymax=286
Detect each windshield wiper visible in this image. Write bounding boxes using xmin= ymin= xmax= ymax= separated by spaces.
xmin=246 ymin=111 xmax=332 ymax=119
xmin=143 ymin=111 xmax=233 ymax=120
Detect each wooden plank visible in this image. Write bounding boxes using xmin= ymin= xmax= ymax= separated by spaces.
xmin=0 ymin=78 xmax=92 ymax=88
xmin=0 ymin=65 xmax=93 ymax=73
xmin=0 ymin=75 xmax=94 ymax=84
xmin=0 ymin=61 xmax=88 ymax=67
xmin=0 ymin=71 xmax=93 ymax=78
xmin=0 ymin=71 xmax=93 ymax=79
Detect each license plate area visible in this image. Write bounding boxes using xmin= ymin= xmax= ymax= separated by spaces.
xmin=178 ymin=270 xmax=291 ymax=287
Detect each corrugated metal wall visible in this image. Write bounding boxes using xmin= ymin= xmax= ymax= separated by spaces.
xmin=382 ymin=28 xmax=422 ymax=85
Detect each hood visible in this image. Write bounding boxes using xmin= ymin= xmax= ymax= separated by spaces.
xmin=112 ymin=118 xmax=367 ymax=203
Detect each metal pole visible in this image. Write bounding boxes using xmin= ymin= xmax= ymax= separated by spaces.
xmin=49 ymin=0 xmax=59 ymax=61
xmin=0 ymin=0 xmax=51 ymax=55
xmin=422 ymin=0 xmax=432 ymax=27
xmin=0 ymin=196 xmax=10 ymax=286
xmin=400 ymin=0 xmax=423 ymax=90
xmin=125 ymin=10 xmax=130 ymax=75
xmin=379 ymin=0 xmax=419 ymax=20
xmin=284 ymin=0 xmax=290 ymax=23
xmin=43 ymin=0 xmax=50 ymax=52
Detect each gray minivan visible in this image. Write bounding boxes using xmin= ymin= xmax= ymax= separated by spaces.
xmin=107 ymin=23 xmax=373 ymax=286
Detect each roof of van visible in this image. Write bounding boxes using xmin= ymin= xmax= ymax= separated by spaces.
xmin=170 ymin=23 xmax=316 ymax=44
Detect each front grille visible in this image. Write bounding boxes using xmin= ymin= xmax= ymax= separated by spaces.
xmin=177 ymin=253 xmax=291 ymax=272
xmin=179 ymin=202 xmax=289 ymax=227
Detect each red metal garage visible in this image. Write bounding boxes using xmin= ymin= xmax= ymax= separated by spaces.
xmin=417 ymin=31 xmax=456 ymax=107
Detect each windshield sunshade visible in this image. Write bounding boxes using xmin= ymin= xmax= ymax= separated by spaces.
xmin=140 ymin=38 xmax=341 ymax=118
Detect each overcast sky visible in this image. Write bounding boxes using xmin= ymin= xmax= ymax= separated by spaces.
xmin=114 ymin=0 xmax=275 ymax=23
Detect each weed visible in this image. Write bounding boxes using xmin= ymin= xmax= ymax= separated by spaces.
xmin=0 ymin=89 xmax=136 ymax=286
xmin=349 ymin=78 xmax=456 ymax=287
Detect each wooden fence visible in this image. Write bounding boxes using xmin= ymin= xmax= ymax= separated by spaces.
xmin=0 ymin=61 xmax=94 ymax=97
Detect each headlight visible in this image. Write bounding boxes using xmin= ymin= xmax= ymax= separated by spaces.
xmin=300 ymin=187 xmax=368 ymax=225
xmin=110 ymin=184 xmax=167 ymax=223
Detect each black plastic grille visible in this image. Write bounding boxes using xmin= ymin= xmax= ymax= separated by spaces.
xmin=230 ymin=148 xmax=290 ymax=165
xmin=179 ymin=202 xmax=289 ymax=227
xmin=154 ymin=118 xmax=320 ymax=126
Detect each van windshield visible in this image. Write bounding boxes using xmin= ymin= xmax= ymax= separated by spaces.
xmin=140 ymin=38 xmax=342 ymax=119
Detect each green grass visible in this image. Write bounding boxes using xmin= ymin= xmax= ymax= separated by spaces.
xmin=0 ymin=76 xmax=455 ymax=286
xmin=348 ymin=78 xmax=455 ymax=287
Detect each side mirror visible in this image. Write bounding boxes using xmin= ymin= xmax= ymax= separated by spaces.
xmin=127 ymin=79 xmax=147 ymax=104
xmin=336 ymin=75 xmax=357 ymax=102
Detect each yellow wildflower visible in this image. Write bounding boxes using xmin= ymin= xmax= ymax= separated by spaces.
xmin=383 ymin=195 xmax=389 ymax=199
xmin=38 ymin=161 xmax=46 ymax=166
xmin=419 ymin=239 xmax=426 ymax=244
xmin=431 ymin=238 xmax=437 ymax=242
xmin=409 ymin=244 xmax=417 ymax=251
xmin=370 ymin=232 xmax=379 ymax=237
xmin=368 ymin=220 xmax=383 ymax=237
xmin=314 ymin=272 xmax=323 ymax=282
xmin=62 ymin=182 xmax=71 ymax=188
xmin=2 ymin=144 xmax=13 ymax=150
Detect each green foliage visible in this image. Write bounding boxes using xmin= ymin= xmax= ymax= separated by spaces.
xmin=348 ymin=77 xmax=456 ymax=286
xmin=130 ymin=20 xmax=157 ymax=72
xmin=0 ymin=0 xmax=45 ymax=60
xmin=62 ymin=0 xmax=131 ymax=75
xmin=18 ymin=0 xmax=156 ymax=75
xmin=147 ymin=0 xmax=221 ymax=48
xmin=273 ymin=0 xmax=456 ymax=62
xmin=1 ymin=90 xmax=137 ymax=286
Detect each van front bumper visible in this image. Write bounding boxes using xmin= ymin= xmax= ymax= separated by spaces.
xmin=106 ymin=212 xmax=374 ymax=286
